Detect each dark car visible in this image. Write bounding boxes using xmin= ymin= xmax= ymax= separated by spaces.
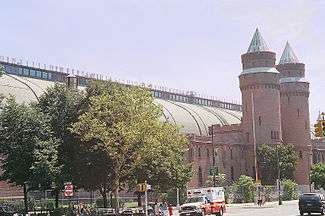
xmin=299 ymin=193 xmax=325 ymax=215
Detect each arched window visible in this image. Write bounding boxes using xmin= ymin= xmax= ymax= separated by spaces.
xmin=198 ymin=167 xmax=203 ymax=187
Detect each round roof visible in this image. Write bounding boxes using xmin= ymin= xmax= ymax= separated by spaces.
xmin=0 ymin=74 xmax=242 ymax=136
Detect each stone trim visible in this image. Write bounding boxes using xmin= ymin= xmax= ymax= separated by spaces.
xmin=241 ymin=67 xmax=279 ymax=75
xmin=240 ymin=83 xmax=280 ymax=91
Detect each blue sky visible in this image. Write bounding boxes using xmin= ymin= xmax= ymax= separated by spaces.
xmin=0 ymin=0 xmax=324 ymax=121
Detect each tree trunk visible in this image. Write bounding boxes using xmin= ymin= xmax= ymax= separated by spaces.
xmin=100 ymin=187 xmax=108 ymax=208
xmin=113 ymin=187 xmax=120 ymax=213
xmin=23 ymin=183 xmax=28 ymax=214
xmin=54 ymin=188 xmax=59 ymax=209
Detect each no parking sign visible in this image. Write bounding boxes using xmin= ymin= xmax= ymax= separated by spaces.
xmin=64 ymin=182 xmax=74 ymax=197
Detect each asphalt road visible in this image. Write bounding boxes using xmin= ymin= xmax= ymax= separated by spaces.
xmin=225 ymin=200 xmax=310 ymax=216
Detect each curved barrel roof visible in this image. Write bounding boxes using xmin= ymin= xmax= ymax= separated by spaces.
xmin=0 ymin=74 xmax=242 ymax=136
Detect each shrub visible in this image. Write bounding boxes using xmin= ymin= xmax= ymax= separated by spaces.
xmin=230 ymin=175 xmax=255 ymax=203
xmin=282 ymin=179 xmax=298 ymax=201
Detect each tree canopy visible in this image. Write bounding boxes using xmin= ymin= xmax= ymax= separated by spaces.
xmin=0 ymin=97 xmax=59 ymax=189
xmin=0 ymin=97 xmax=60 ymax=212
xmin=311 ymin=163 xmax=325 ymax=190
xmin=0 ymin=80 xmax=192 ymax=210
xmin=257 ymin=143 xmax=298 ymax=184
xmin=70 ymin=81 xmax=192 ymax=207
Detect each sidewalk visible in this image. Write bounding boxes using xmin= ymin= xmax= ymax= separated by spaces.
xmin=226 ymin=200 xmax=298 ymax=209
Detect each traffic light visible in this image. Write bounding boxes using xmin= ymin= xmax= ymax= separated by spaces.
xmin=314 ymin=122 xmax=323 ymax=137
xmin=314 ymin=120 xmax=325 ymax=137
xmin=321 ymin=120 xmax=325 ymax=137
xmin=137 ymin=183 xmax=146 ymax=192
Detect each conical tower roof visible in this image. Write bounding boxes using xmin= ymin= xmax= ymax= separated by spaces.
xmin=247 ymin=28 xmax=270 ymax=53
xmin=279 ymin=42 xmax=299 ymax=64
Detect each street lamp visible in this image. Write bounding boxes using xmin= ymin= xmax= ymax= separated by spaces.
xmin=276 ymin=142 xmax=282 ymax=205
xmin=210 ymin=124 xmax=217 ymax=187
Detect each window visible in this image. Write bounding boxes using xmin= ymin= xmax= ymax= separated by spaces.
xmin=23 ymin=68 xmax=29 ymax=76
xmin=198 ymin=167 xmax=203 ymax=187
xmin=36 ymin=70 xmax=42 ymax=78
xmin=258 ymin=116 xmax=262 ymax=126
xmin=230 ymin=149 xmax=233 ymax=160
xmin=252 ymin=166 xmax=256 ymax=179
xmin=30 ymin=69 xmax=36 ymax=77
xmin=305 ymin=121 xmax=308 ymax=130
xmin=198 ymin=148 xmax=201 ymax=158
xmin=231 ymin=167 xmax=234 ymax=181
xmin=207 ymin=149 xmax=210 ymax=158
xmin=297 ymin=109 xmax=300 ymax=117
xmin=299 ymin=151 xmax=303 ymax=159
xmin=246 ymin=132 xmax=250 ymax=143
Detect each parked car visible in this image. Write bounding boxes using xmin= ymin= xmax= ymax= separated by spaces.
xmin=299 ymin=193 xmax=325 ymax=215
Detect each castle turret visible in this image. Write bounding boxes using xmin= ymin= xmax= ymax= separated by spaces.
xmin=239 ymin=28 xmax=282 ymax=177
xmin=276 ymin=42 xmax=311 ymax=185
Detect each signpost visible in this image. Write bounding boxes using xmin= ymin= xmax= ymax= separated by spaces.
xmin=64 ymin=182 xmax=74 ymax=197
xmin=138 ymin=181 xmax=151 ymax=216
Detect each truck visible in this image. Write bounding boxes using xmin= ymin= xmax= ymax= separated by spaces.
xmin=180 ymin=187 xmax=226 ymax=216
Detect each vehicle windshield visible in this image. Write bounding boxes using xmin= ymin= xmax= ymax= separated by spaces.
xmin=300 ymin=194 xmax=320 ymax=201
xmin=186 ymin=197 xmax=205 ymax=203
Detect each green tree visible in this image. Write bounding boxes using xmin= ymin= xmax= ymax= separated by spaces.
xmin=282 ymin=179 xmax=298 ymax=201
xmin=257 ymin=143 xmax=298 ymax=184
xmin=71 ymin=80 xmax=192 ymax=210
xmin=311 ymin=163 xmax=325 ymax=189
xmin=0 ymin=97 xmax=59 ymax=213
xmin=36 ymin=84 xmax=85 ymax=208
xmin=230 ymin=175 xmax=255 ymax=203
xmin=206 ymin=173 xmax=226 ymax=187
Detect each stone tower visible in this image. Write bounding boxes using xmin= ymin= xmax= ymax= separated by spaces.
xmin=239 ymin=28 xmax=282 ymax=178
xmin=276 ymin=42 xmax=311 ymax=185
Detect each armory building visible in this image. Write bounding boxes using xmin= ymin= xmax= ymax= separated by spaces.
xmin=0 ymin=28 xmax=324 ymax=198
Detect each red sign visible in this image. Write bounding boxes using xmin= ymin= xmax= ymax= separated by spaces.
xmin=64 ymin=183 xmax=74 ymax=197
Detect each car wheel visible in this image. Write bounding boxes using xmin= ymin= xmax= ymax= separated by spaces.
xmin=219 ymin=208 xmax=224 ymax=216
xmin=322 ymin=208 xmax=325 ymax=215
xmin=299 ymin=211 xmax=304 ymax=216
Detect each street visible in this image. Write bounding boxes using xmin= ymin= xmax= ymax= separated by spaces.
xmin=225 ymin=200 xmax=303 ymax=216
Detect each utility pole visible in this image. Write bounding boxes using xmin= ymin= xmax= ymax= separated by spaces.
xmin=309 ymin=144 xmax=313 ymax=192
xmin=251 ymin=92 xmax=258 ymax=182
xmin=211 ymin=124 xmax=216 ymax=187
xmin=144 ymin=181 xmax=148 ymax=216
xmin=176 ymin=188 xmax=180 ymax=209
xmin=276 ymin=143 xmax=282 ymax=205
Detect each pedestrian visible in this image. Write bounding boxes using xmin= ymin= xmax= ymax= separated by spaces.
xmin=168 ymin=204 xmax=173 ymax=216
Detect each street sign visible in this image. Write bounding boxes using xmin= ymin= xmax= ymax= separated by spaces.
xmin=64 ymin=182 xmax=74 ymax=197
